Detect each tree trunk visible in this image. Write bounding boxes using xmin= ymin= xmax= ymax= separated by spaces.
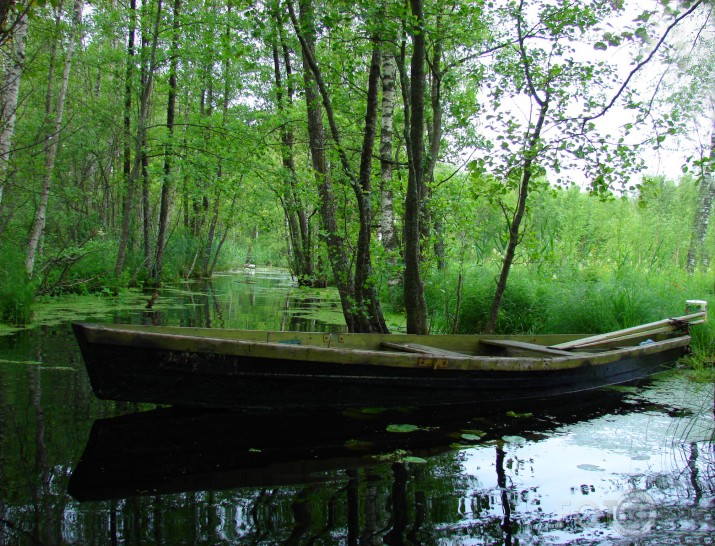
xmin=289 ymin=0 xmax=388 ymax=333
xmin=485 ymin=98 xmax=549 ymax=334
xmin=209 ymin=192 xmax=238 ymax=277
xmin=115 ymin=0 xmax=162 ymax=277
xmin=379 ymin=52 xmax=399 ymax=257
xmin=153 ymin=0 xmax=181 ymax=284
xmin=0 ymin=1 xmax=28 ymax=214
xmin=686 ymin=125 xmax=715 ymax=274
xmin=272 ymin=6 xmax=313 ymax=284
xmin=26 ymin=0 xmax=83 ymax=276
xmin=141 ymin=146 xmax=151 ymax=264
xmin=426 ymin=18 xmax=446 ymax=270
xmin=353 ymin=39 xmax=389 ymax=333
xmin=201 ymin=192 xmax=220 ymax=277
xmin=404 ymin=0 xmax=429 ymax=335
xmin=116 ymin=0 xmax=137 ymax=272
xmin=289 ymin=0 xmax=356 ymax=330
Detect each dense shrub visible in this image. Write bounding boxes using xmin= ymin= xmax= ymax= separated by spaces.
xmin=0 ymin=246 xmax=35 ymax=325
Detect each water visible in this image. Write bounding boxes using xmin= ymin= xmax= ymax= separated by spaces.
xmin=0 ymin=270 xmax=713 ymax=545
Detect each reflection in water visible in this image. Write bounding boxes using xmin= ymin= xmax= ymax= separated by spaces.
xmin=161 ymin=270 xmax=345 ymax=333
xmin=0 ymin=270 xmax=713 ymax=544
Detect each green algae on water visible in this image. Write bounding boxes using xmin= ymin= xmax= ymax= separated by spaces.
xmin=29 ymin=289 xmax=183 ymax=329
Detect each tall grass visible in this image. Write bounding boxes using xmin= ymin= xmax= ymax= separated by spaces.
xmin=0 ymin=246 xmax=35 ymax=325
xmin=425 ymin=263 xmax=714 ymax=351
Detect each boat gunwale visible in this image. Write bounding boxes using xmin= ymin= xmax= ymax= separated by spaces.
xmin=73 ymin=322 xmax=692 ymax=373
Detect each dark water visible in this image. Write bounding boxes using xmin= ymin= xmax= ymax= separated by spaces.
xmin=0 ymin=270 xmax=713 ymax=545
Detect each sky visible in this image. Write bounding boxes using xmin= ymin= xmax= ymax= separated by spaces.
xmin=473 ymin=0 xmax=714 ymax=189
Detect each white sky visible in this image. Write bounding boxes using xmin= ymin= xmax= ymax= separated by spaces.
xmin=468 ymin=0 xmax=714 ymax=188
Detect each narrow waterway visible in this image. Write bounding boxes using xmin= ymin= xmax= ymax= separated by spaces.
xmin=0 ymin=270 xmax=713 ymax=545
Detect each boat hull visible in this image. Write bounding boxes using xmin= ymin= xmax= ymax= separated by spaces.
xmin=72 ymin=323 xmax=690 ymax=410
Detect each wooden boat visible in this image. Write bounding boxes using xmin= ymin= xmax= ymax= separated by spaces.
xmin=71 ymin=305 xmax=706 ymax=411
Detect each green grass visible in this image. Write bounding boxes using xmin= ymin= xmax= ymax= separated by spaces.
xmin=424 ymin=263 xmax=714 ymax=361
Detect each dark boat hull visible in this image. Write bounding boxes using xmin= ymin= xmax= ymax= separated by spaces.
xmin=73 ymin=323 xmax=687 ymax=410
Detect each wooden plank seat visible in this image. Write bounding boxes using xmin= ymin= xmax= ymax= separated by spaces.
xmin=480 ymin=338 xmax=574 ymax=356
xmin=380 ymin=342 xmax=468 ymax=357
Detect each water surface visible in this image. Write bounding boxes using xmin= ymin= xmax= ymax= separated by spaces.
xmin=0 ymin=270 xmax=713 ymax=545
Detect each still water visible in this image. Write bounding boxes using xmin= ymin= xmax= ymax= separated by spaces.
xmin=0 ymin=270 xmax=713 ymax=545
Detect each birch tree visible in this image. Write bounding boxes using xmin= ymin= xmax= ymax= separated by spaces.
xmin=379 ymin=52 xmax=400 ymax=266
xmin=0 ymin=0 xmax=28 ymax=215
xmin=288 ymin=0 xmax=389 ymax=333
xmin=686 ymin=122 xmax=715 ymax=272
xmin=26 ymin=0 xmax=82 ymax=276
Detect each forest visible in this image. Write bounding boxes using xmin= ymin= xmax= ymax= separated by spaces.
xmin=1 ymin=0 xmax=714 ymax=352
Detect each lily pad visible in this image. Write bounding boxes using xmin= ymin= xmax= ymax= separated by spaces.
xmin=502 ymin=435 xmax=527 ymax=444
xmin=401 ymin=456 xmax=427 ymax=464
xmin=344 ymin=439 xmax=374 ymax=451
xmin=360 ymin=407 xmax=390 ymax=414
xmin=450 ymin=442 xmax=478 ymax=450
xmin=577 ymin=463 xmax=605 ymax=472
xmin=506 ymin=411 xmax=533 ymax=418
xmin=387 ymin=424 xmax=421 ymax=433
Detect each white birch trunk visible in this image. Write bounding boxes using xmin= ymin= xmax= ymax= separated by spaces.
xmin=0 ymin=2 xmax=28 ymax=211
xmin=26 ymin=0 xmax=83 ymax=276
xmin=686 ymin=119 xmax=715 ymax=274
xmin=379 ymin=53 xmax=398 ymax=253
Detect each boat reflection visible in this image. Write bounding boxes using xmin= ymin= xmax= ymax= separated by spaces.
xmin=68 ymin=386 xmax=655 ymax=503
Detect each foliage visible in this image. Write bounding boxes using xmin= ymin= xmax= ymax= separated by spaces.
xmin=425 ymin=171 xmax=711 ymax=338
xmin=0 ymin=245 xmax=35 ymax=325
xmin=0 ymin=0 xmax=713 ymax=335
xmin=427 ymin=263 xmax=711 ymax=340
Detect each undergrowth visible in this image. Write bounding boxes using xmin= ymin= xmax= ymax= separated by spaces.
xmin=0 ymin=247 xmax=35 ymax=325
xmin=425 ymin=263 xmax=714 ymax=360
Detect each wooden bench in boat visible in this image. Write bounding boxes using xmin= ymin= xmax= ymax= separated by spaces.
xmin=480 ymin=339 xmax=574 ymax=356
xmin=380 ymin=342 xmax=469 ymax=357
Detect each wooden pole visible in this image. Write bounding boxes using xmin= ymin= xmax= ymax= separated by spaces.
xmin=550 ymin=311 xmax=707 ymax=351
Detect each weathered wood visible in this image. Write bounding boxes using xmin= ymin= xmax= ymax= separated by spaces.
xmin=380 ymin=341 xmax=468 ymax=357
xmin=550 ymin=311 xmax=707 ymax=351
xmin=72 ymin=320 xmax=695 ymax=410
xmin=480 ymin=339 xmax=574 ymax=356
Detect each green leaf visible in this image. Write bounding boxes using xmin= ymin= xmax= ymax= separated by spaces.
xmin=506 ymin=411 xmax=533 ymax=418
xmin=386 ymin=424 xmax=421 ymax=433
xmin=593 ymin=42 xmax=608 ymax=51
xmin=401 ymin=456 xmax=427 ymax=464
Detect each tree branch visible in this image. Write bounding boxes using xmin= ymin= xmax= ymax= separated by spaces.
xmin=582 ymin=0 xmax=704 ymax=127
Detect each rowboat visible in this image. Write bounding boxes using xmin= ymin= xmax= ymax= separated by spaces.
xmin=71 ymin=304 xmax=706 ymax=411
